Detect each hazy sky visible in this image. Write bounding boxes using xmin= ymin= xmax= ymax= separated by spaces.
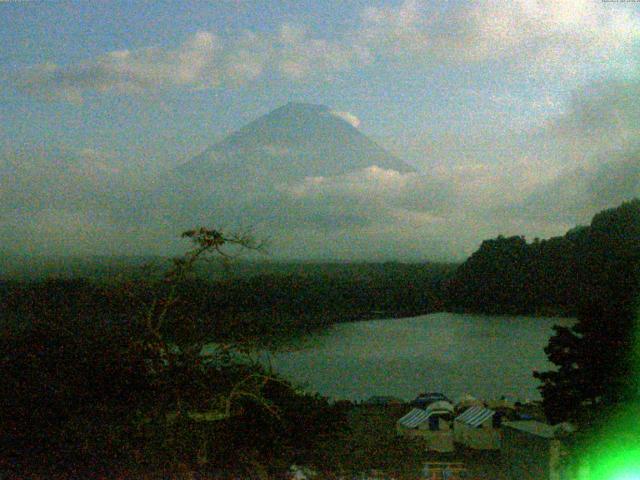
xmin=1 ymin=1 xmax=639 ymax=260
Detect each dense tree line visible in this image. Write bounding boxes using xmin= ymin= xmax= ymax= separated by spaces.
xmin=445 ymin=225 xmax=592 ymax=315
xmin=527 ymin=199 xmax=640 ymax=477
xmin=0 ymin=263 xmax=453 ymax=345
xmin=441 ymin=198 xmax=640 ymax=478
xmin=533 ymin=200 xmax=640 ymax=421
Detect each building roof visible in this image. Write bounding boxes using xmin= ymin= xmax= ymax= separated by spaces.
xmin=398 ymin=403 xmax=454 ymax=429
xmin=428 ymin=400 xmax=454 ymax=414
xmin=454 ymin=406 xmax=495 ymax=428
xmin=502 ymin=420 xmax=558 ymax=438
xmin=398 ymin=408 xmax=432 ymax=428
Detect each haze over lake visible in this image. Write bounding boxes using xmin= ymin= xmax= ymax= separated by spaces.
xmin=262 ymin=313 xmax=575 ymax=402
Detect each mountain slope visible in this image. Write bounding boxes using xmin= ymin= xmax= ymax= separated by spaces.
xmin=174 ymin=102 xmax=414 ymax=184
xmin=145 ymin=102 xmax=417 ymax=230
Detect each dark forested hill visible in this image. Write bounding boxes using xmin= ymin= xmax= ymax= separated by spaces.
xmin=445 ymin=198 xmax=640 ymax=316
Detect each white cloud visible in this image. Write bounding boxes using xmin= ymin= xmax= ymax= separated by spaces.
xmin=515 ymin=80 xmax=640 ymax=222
xmin=18 ymin=32 xmax=221 ymax=101
xmin=278 ymin=165 xmax=455 ymax=218
xmin=281 ymin=166 xmax=414 ymax=198
xmin=17 ymin=30 xmax=273 ymax=102
xmin=15 ymin=1 xmax=639 ymax=102
xmin=362 ymin=0 xmax=437 ymax=51
xmin=461 ymin=0 xmax=640 ymax=75
xmin=330 ymin=110 xmax=361 ymax=128
xmin=276 ymin=23 xmax=362 ymax=80
xmin=17 ymin=24 xmax=362 ymax=101
xmin=403 ymin=79 xmax=640 ymax=227
xmin=221 ymin=31 xmax=271 ymax=85
xmin=354 ymin=0 xmax=640 ymax=75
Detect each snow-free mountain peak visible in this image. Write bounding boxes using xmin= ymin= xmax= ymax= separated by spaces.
xmin=176 ymin=103 xmax=414 ymax=181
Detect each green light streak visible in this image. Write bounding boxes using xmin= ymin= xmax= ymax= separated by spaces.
xmin=571 ymin=306 xmax=640 ymax=480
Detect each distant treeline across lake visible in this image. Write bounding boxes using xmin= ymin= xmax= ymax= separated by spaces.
xmin=0 ymin=262 xmax=454 ymax=343
xmin=2 ymin=199 xmax=638 ymax=342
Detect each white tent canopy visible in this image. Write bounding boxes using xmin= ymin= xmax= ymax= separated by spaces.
xmin=455 ymin=406 xmax=495 ymax=428
xmin=398 ymin=408 xmax=431 ymax=428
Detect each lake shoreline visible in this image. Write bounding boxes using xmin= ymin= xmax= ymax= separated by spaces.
xmin=260 ymin=312 xmax=575 ymax=403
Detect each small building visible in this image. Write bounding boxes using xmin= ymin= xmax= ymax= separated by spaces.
xmin=397 ymin=408 xmax=430 ymax=432
xmin=501 ymin=420 xmax=573 ymax=480
xmin=396 ymin=401 xmax=455 ymax=452
xmin=453 ymin=406 xmax=501 ymax=450
xmin=427 ymin=400 xmax=455 ymax=416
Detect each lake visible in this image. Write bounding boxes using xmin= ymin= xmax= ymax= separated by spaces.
xmin=259 ymin=312 xmax=574 ymax=402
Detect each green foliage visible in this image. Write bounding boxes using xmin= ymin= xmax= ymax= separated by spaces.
xmin=533 ymin=199 xmax=640 ymax=425
xmin=6 ymin=200 xmax=638 ymax=476
xmin=445 ymin=233 xmax=580 ymax=315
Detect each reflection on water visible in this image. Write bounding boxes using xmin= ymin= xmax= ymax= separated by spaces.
xmin=260 ymin=312 xmax=575 ymax=402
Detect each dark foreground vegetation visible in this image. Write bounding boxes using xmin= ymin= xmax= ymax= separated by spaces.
xmin=1 ymin=229 xmax=357 ymax=478
xmin=1 ymin=199 xmax=639 ymax=477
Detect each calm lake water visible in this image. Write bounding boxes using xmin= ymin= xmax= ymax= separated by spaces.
xmin=259 ymin=312 xmax=574 ymax=402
